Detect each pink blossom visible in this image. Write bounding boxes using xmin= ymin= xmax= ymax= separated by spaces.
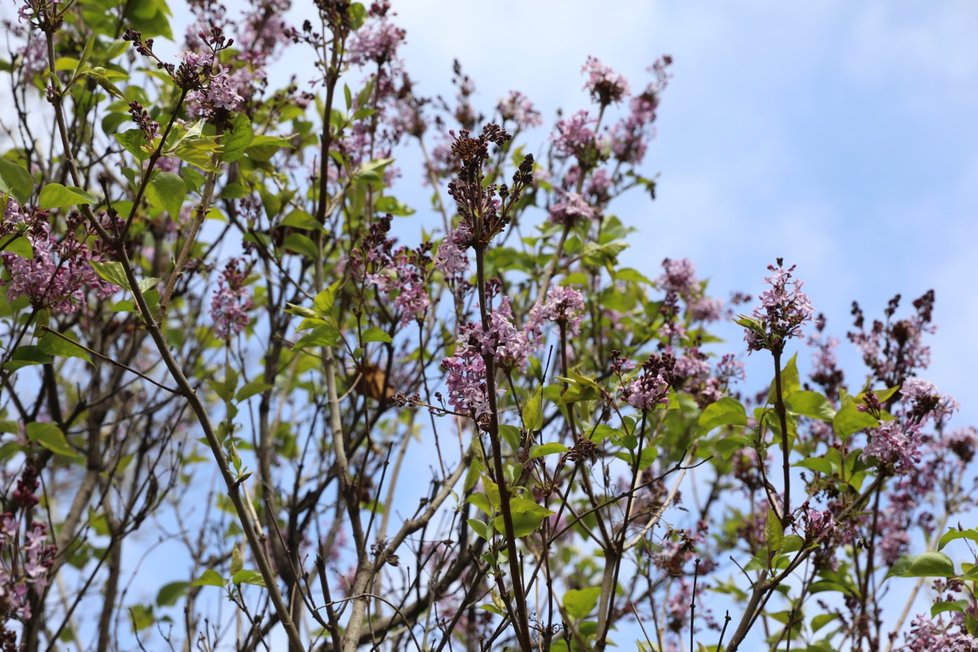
xmin=582 ymin=56 xmax=629 ymax=106
xmin=497 ymin=91 xmax=542 ymax=129
xmin=481 ymin=299 xmax=533 ymax=370
xmin=896 ymin=613 xmax=978 ymax=651
xmin=553 ymin=110 xmax=596 ymax=160
xmin=586 ymin=168 xmax=613 ymax=202
xmin=619 ymin=352 xmax=675 ymax=410
xmin=347 ymin=11 xmax=406 ymax=65
xmin=527 ymin=285 xmax=586 ymax=336
xmin=1 ymin=200 xmax=117 ymax=313
xmin=441 ymin=338 xmax=488 ymax=416
xmin=210 ymin=259 xmax=253 ymax=339
xmin=548 ymin=190 xmax=595 ymax=226
xmin=743 ymin=260 xmax=814 ymax=353
xmin=659 ymin=257 xmax=699 ymax=299
xmin=434 ymin=223 xmax=471 ymax=279
xmin=368 ymin=248 xmax=430 ymax=325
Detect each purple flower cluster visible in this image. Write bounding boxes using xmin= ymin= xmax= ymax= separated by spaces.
xmin=210 ymin=258 xmax=253 ymax=339
xmin=659 ymin=257 xmax=698 ymax=299
xmin=897 ymin=613 xmax=978 ymax=651
xmin=367 ymin=247 xmax=430 ymax=325
xmin=441 ymin=344 xmax=488 ymax=416
xmin=433 ymin=222 xmax=471 ymax=279
xmin=184 ymin=51 xmax=244 ymax=118
xmin=743 ymin=260 xmax=814 ymax=354
xmin=849 ymin=291 xmax=936 ymax=386
xmin=618 ymin=352 xmax=676 ymax=411
xmin=657 ymin=258 xmax=723 ymax=324
xmin=607 ymin=56 xmax=671 ymax=164
xmin=441 ymin=300 xmax=535 ymax=415
xmin=527 ymin=285 xmax=586 ymax=336
xmin=481 ymin=299 xmax=534 ymax=370
xmin=547 ymin=190 xmax=596 ymax=226
xmin=497 ymin=91 xmax=542 ymax=130
xmin=581 ymin=56 xmax=630 ymax=107
xmin=553 ymin=110 xmax=597 ymax=160
xmin=801 ymin=505 xmax=837 ymax=541
xmin=347 ymin=2 xmax=406 ymax=66
xmin=862 ymin=378 xmax=958 ymax=473
xmin=1 ymin=200 xmax=117 ymax=313
xmin=0 ymin=465 xmax=57 ymax=626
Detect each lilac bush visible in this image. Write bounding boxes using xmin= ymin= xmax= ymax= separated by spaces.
xmin=0 ymin=1 xmax=974 ymax=651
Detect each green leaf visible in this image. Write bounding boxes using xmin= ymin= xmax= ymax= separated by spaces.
xmin=222 ymin=112 xmax=254 ymax=162
xmin=3 ymin=345 xmax=53 ymax=371
xmin=2 ymin=233 xmax=33 ymax=259
xmin=91 ymin=261 xmax=130 ymax=291
xmin=26 ymin=422 xmax=79 ymax=460
xmin=280 ymin=209 xmax=323 ymax=231
xmin=231 ymin=570 xmax=266 ymax=587
xmin=887 ymin=552 xmax=955 ymax=579
xmin=147 ymin=172 xmax=186 ymax=218
xmin=282 ymin=232 xmax=319 ymax=259
xmin=313 ymin=282 xmax=340 ymax=317
xmin=698 ymin=397 xmax=747 ymax=432
xmin=932 ymin=600 xmax=968 ymax=618
xmin=785 ymin=390 xmax=836 ymax=420
xmin=156 ymin=581 xmax=189 ymax=607
xmin=38 ymin=330 xmax=93 ymax=364
xmin=523 ymin=387 xmax=543 ymax=432
xmin=466 ymin=518 xmax=489 ymax=540
xmin=529 ymin=443 xmax=568 ymax=459
xmin=361 ymin=327 xmax=392 ymax=344
xmin=498 ymin=425 xmax=521 ymax=451
xmin=494 ymin=496 xmax=552 ymax=538
xmin=767 ymin=353 xmax=801 ymax=401
xmin=38 ymin=183 xmax=97 ymax=209
xmin=294 ymin=323 xmax=340 ymax=349
xmin=246 ymin=135 xmax=292 ymax=161
xmin=765 ymin=508 xmax=784 ymax=557
xmin=939 ymin=528 xmax=978 ymax=551
xmin=811 ymin=613 xmax=837 ymax=632
xmin=356 ymin=157 xmax=394 ymax=182
xmin=190 ymin=569 xmax=225 ymax=587
xmin=236 ymin=379 xmax=272 ymax=401
xmin=116 ymin=129 xmax=151 ymax=160
xmin=563 ymin=586 xmax=601 ymax=620
xmin=0 ymin=158 xmax=34 ymax=203
xmin=833 ymin=400 xmax=879 ymax=440
xmin=795 ymin=456 xmax=834 ymax=475
xmin=129 ymin=604 xmax=154 ymax=632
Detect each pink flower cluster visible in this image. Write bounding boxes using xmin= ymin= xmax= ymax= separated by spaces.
xmin=441 ymin=300 xmax=535 ymax=415
xmin=897 ymin=613 xmax=978 ymax=651
xmin=433 ymin=222 xmax=471 ymax=279
xmin=547 ymin=190 xmax=596 ymax=226
xmin=347 ymin=2 xmax=406 ymax=66
xmin=528 ymin=285 xmax=586 ymax=336
xmin=608 ymin=56 xmax=671 ymax=165
xmin=1 ymin=200 xmax=117 ymax=313
xmin=582 ymin=56 xmax=630 ymax=107
xmin=497 ymin=91 xmax=542 ymax=130
xmin=743 ymin=260 xmax=814 ymax=354
xmin=619 ymin=352 xmax=676 ymax=411
xmin=210 ymin=259 xmax=253 ymax=339
xmin=0 ymin=465 xmax=56 ymax=625
xmin=367 ymin=248 xmax=430 ymax=325
xmin=862 ymin=378 xmax=958 ymax=473
xmin=184 ymin=54 xmax=244 ymax=118
xmin=553 ymin=110 xmax=597 ymax=160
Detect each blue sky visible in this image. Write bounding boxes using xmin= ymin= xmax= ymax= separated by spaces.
xmin=387 ymin=0 xmax=978 ymax=427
